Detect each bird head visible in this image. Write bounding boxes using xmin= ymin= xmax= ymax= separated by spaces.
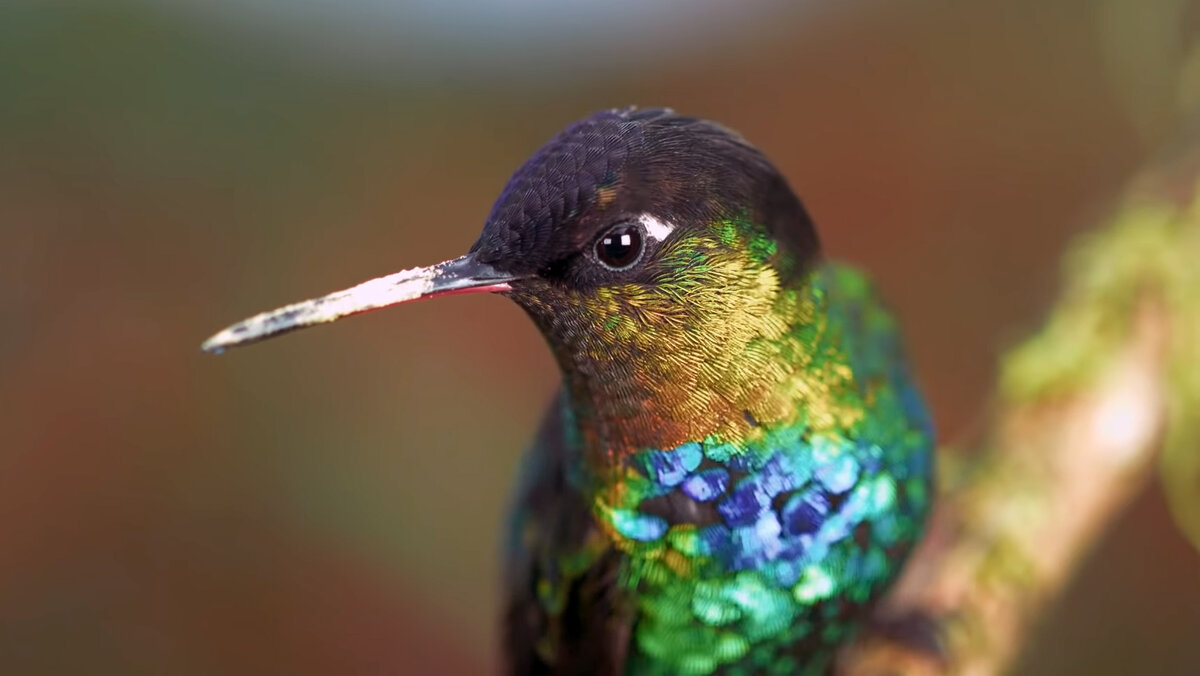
xmin=203 ymin=108 xmax=822 ymax=454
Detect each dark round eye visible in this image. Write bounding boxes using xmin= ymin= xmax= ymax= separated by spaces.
xmin=594 ymin=222 xmax=645 ymax=270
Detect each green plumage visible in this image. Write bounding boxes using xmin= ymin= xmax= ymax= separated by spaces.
xmin=505 ymin=216 xmax=933 ymax=675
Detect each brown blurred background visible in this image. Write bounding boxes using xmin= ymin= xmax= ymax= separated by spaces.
xmin=1 ymin=1 xmax=1198 ymax=673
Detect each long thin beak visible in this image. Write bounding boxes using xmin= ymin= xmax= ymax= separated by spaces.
xmin=201 ymin=254 xmax=515 ymax=353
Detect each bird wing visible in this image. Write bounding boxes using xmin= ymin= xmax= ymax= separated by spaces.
xmin=501 ymin=389 xmax=636 ymax=676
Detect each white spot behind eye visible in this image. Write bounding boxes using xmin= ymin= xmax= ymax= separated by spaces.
xmin=637 ymin=214 xmax=676 ymax=242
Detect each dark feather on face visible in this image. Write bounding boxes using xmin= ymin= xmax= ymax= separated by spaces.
xmin=470 ymin=107 xmax=820 ymax=288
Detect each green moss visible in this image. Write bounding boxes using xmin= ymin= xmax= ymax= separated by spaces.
xmin=997 ymin=183 xmax=1200 ymax=553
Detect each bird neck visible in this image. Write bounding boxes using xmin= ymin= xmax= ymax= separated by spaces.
xmin=552 ymin=256 xmax=863 ymax=486
xmin=511 ymin=214 xmax=865 ymax=488
xmin=560 ymin=270 xmax=821 ymax=463
xmin=548 ymin=259 xmax=885 ymax=557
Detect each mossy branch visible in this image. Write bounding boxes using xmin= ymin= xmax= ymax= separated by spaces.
xmin=835 ymin=160 xmax=1200 ymax=676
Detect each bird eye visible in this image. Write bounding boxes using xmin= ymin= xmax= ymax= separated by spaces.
xmin=594 ymin=222 xmax=645 ymax=270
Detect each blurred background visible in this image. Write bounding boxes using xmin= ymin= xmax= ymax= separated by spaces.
xmin=1 ymin=0 xmax=1198 ymax=673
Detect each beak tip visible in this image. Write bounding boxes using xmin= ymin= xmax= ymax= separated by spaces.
xmin=200 ymin=333 xmax=229 ymax=355
xmin=202 ymin=323 xmax=251 ymax=354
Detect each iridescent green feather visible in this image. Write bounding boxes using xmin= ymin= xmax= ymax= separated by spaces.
xmin=512 ymin=217 xmax=934 ymax=675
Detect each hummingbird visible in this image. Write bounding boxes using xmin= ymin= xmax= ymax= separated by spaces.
xmin=203 ymin=107 xmax=934 ymax=676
